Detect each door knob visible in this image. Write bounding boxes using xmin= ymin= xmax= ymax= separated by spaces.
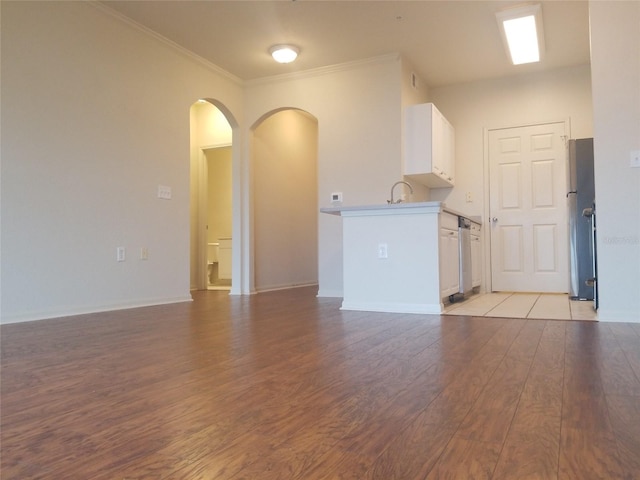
xmin=492 ymin=217 xmax=498 ymax=222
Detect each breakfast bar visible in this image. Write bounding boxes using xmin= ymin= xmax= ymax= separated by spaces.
xmin=321 ymin=201 xmax=474 ymax=314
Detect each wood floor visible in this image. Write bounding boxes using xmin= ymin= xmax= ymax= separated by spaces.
xmin=2 ymin=287 xmax=639 ymax=479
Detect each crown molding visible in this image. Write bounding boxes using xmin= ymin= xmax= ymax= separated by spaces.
xmin=87 ymin=3 xmax=400 ymax=89
xmin=88 ymin=1 xmax=243 ymax=86
xmin=245 ymin=53 xmax=402 ymax=87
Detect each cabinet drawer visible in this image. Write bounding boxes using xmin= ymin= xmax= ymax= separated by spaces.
xmin=440 ymin=212 xmax=458 ymax=231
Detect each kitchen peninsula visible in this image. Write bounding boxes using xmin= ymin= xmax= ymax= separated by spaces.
xmin=321 ymin=202 xmax=480 ymax=314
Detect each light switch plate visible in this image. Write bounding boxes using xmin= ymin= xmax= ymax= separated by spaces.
xmin=158 ymin=185 xmax=172 ymax=199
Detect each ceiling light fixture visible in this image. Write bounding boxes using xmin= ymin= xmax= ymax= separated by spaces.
xmin=496 ymin=4 xmax=545 ymax=65
xmin=269 ymin=44 xmax=299 ymax=64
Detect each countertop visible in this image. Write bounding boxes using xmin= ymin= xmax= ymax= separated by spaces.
xmin=320 ymin=201 xmax=481 ymax=225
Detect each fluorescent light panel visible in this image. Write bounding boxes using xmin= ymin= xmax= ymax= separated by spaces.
xmin=496 ymin=4 xmax=544 ymax=65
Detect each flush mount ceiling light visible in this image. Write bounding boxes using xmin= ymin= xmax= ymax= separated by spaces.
xmin=496 ymin=4 xmax=545 ymax=65
xmin=269 ymin=44 xmax=299 ymax=64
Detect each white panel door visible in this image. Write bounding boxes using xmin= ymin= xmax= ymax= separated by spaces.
xmin=489 ymin=122 xmax=568 ymax=292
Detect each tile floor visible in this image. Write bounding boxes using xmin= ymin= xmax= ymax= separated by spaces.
xmin=444 ymin=292 xmax=598 ymax=321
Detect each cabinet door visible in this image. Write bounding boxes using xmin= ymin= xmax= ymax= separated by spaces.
xmin=404 ymin=103 xmax=454 ymax=188
xmin=432 ymin=108 xmax=455 ymax=185
xmin=471 ymin=234 xmax=481 ymax=288
xmin=440 ymin=228 xmax=460 ymax=297
xmin=442 ymin=118 xmax=455 ymax=184
xmin=432 ymin=107 xmax=444 ymax=177
xmin=404 ymin=103 xmax=434 ymax=177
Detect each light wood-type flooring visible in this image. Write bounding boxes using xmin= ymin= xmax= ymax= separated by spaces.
xmin=2 ymin=287 xmax=639 ymax=479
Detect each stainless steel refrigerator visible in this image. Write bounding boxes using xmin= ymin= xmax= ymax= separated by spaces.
xmin=567 ymin=138 xmax=596 ymax=302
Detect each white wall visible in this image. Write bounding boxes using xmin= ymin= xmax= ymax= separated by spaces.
xmin=589 ymin=1 xmax=640 ymax=322
xmin=428 ymin=64 xmax=594 ymax=216
xmin=5 ymin=2 xmax=635 ymax=322
xmin=400 ymin=58 xmax=430 ymax=201
xmin=427 ymin=65 xmax=593 ymax=294
xmin=244 ymin=55 xmax=405 ymax=297
xmin=252 ymin=110 xmax=318 ymax=291
xmin=1 ymin=2 xmax=242 ymax=322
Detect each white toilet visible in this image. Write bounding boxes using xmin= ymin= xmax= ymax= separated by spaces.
xmin=207 ymin=242 xmax=219 ymax=284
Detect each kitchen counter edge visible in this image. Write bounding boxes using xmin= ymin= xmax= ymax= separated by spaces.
xmin=320 ymin=202 xmax=481 ymax=225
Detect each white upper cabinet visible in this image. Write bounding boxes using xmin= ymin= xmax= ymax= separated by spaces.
xmin=404 ymin=103 xmax=455 ymax=188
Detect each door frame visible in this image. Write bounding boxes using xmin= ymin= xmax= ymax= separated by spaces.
xmin=196 ymin=143 xmax=232 ymax=291
xmin=482 ymin=118 xmax=571 ymax=293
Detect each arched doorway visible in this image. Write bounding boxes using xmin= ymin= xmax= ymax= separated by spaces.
xmin=189 ymin=99 xmax=237 ymax=292
xmin=251 ymin=108 xmax=319 ymax=292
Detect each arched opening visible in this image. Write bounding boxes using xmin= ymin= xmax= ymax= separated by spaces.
xmin=189 ymin=99 xmax=237 ymax=292
xmin=251 ymin=108 xmax=319 ymax=292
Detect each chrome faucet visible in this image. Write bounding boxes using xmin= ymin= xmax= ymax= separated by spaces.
xmin=388 ymin=181 xmax=414 ymax=204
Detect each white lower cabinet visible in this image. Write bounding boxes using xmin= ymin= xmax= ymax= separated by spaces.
xmin=470 ymin=222 xmax=481 ymax=288
xmin=471 ymin=231 xmax=482 ymax=288
xmin=439 ymin=213 xmax=460 ymax=298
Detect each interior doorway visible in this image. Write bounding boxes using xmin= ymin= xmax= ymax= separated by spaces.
xmin=204 ymin=146 xmax=232 ymax=290
xmin=251 ymin=108 xmax=319 ymax=292
xmin=488 ymin=121 xmax=568 ymax=293
xmin=189 ymin=100 xmax=233 ymax=292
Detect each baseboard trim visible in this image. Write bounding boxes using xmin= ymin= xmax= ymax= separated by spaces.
xmin=0 ymin=295 xmax=194 ymax=324
xmin=255 ymin=283 xmax=318 ymax=294
xmin=595 ymin=308 xmax=640 ymax=323
xmin=340 ymin=301 xmax=443 ymax=315
xmin=316 ymin=289 xmax=343 ymax=298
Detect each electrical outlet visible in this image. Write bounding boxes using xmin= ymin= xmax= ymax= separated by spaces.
xmin=630 ymin=150 xmax=640 ymax=168
xmin=378 ymin=243 xmax=388 ymax=259
xmin=116 ymin=247 xmax=126 ymax=262
xmin=466 ymin=191 xmax=472 ymax=203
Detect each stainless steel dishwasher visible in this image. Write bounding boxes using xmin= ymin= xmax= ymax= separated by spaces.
xmin=458 ymin=217 xmax=472 ymax=298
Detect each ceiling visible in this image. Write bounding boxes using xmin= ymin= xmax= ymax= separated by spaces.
xmin=101 ymin=0 xmax=591 ymax=87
